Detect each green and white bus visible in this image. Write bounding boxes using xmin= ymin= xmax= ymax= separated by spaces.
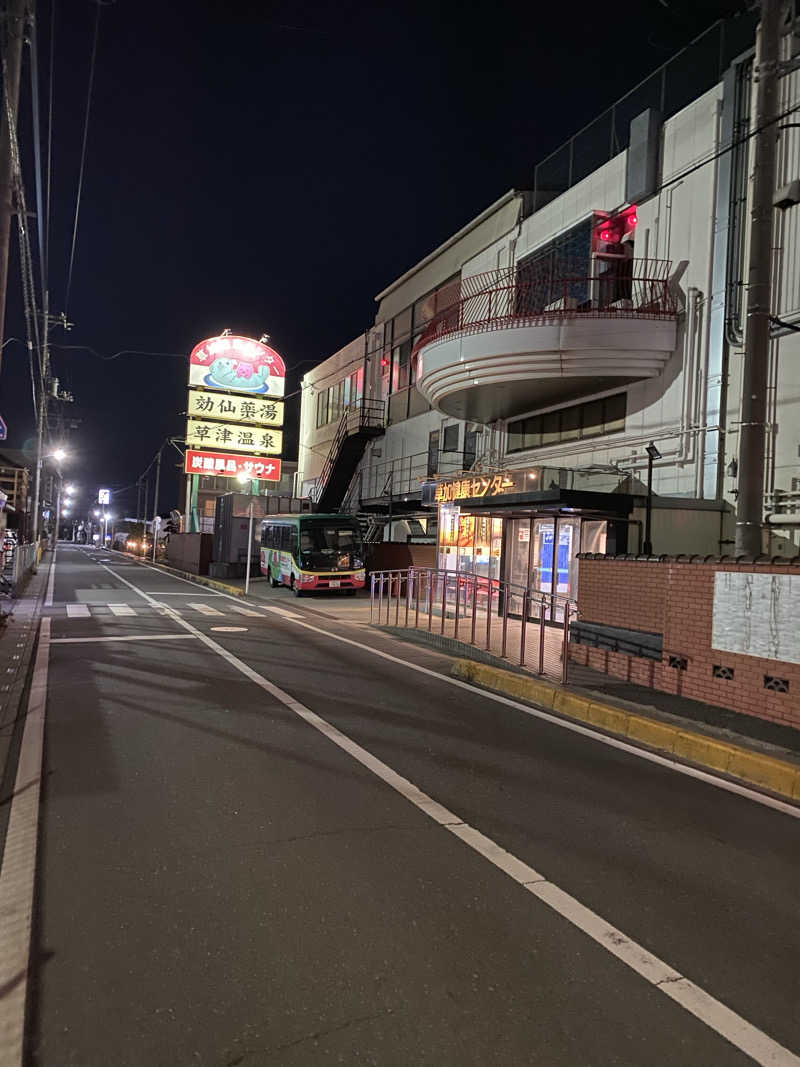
xmin=260 ymin=513 xmax=366 ymax=595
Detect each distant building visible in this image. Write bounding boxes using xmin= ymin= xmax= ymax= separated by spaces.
xmin=196 ymin=460 xmax=298 ymax=531
xmin=297 ymin=13 xmax=800 ymax=602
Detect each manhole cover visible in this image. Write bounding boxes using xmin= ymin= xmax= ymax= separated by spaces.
xmin=210 ymin=626 xmax=248 ymax=633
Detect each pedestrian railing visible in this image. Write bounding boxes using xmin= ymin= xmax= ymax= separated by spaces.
xmin=369 ymin=567 xmax=576 ymax=684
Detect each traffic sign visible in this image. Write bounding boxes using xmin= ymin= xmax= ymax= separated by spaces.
xmin=0 ymin=415 xmax=7 ymax=441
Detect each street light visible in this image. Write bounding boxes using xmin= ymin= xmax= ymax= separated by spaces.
xmin=643 ymin=441 xmax=662 ymax=555
xmin=237 ymin=472 xmax=257 ymax=595
xmin=65 ymin=484 xmax=76 ymax=495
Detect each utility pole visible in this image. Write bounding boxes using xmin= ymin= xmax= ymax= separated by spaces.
xmin=0 ymin=0 xmax=28 ymax=367
xmin=152 ymin=442 xmax=162 ymax=523
xmin=735 ymin=0 xmax=782 ymax=556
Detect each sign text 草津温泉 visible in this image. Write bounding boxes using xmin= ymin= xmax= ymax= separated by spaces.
xmin=185 ymin=420 xmax=282 ymax=455
xmin=434 ymin=473 xmax=517 ymax=504
xmin=183 ymin=450 xmax=283 ymax=481
xmin=187 ymin=390 xmax=283 ymax=427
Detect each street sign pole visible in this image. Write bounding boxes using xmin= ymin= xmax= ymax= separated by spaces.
xmin=245 ymin=493 xmax=254 ymax=596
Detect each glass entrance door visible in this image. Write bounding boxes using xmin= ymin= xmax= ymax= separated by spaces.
xmin=505 ymin=519 xmax=531 ymax=614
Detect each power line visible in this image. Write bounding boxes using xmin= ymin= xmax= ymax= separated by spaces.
xmin=45 ymin=0 xmax=56 ymax=284
xmin=64 ymin=0 xmax=102 ymax=317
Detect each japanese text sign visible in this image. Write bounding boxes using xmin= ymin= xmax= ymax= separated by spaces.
xmin=184 ymin=450 xmax=282 ymax=481
xmin=188 ymin=335 xmax=285 ymax=397
xmin=434 ymin=472 xmax=518 ymax=504
xmin=187 ymin=389 xmax=283 ymax=427
xmin=185 ymin=419 xmax=282 ymax=455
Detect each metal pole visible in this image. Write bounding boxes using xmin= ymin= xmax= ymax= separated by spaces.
xmin=370 ymin=574 xmax=375 ymax=622
xmin=441 ymin=572 xmax=447 ymax=634
xmin=486 ymin=580 xmax=493 ymax=651
xmin=405 ymin=569 xmax=411 ymax=627
xmin=735 ymin=0 xmax=781 ymax=556
xmin=643 ymin=452 xmax=654 ymax=555
xmin=562 ymin=603 xmax=571 ymax=685
xmin=152 ymin=443 xmax=162 ymax=527
xmin=428 ymin=571 xmax=433 ymax=631
xmin=520 ymin=589 xmax=528 ymax=667
xmin=454 ymin=574 xmax=461 ymax=640
xmin=0 ymin=0 xmax=27 ymax=367
xmin=415 ymin=568 xmax=421 ymax=628
xmin=471 ymin=577 xmax=478 ymax=646
xmin=245 ymin=493 xmax=254 ymax=595
xmin=501 ymin=586 xmax=509 ymax=658
xmin=538 ymin=598 xmax=546 ymax=675
xmin=52 ymin=474 xmax=62 ymax=549
xmin=184 ymin=475 xmax=192 ymax=533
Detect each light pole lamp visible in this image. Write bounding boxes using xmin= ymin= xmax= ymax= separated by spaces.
xmin=643 ymin=441 xmax=662 ymax=556
xmin=237 ymin=473 xmax=258 ymax=595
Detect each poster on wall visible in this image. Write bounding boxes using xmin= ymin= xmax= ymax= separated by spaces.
xmin=712 ymin=572 xmax=800 ymax=665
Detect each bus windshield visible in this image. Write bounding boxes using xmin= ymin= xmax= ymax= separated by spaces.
xmin=299 ymin=522 xmax=363 ymax=571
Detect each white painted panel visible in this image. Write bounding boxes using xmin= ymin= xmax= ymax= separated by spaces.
xmin=711 ymin=571 xmax=800 ymax=664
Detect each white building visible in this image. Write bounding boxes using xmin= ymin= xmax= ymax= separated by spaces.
xmin=296 ymin=13 xmax=800 ymax=602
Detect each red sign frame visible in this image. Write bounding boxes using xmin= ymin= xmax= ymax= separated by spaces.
xmin=184 ymin=450 xmax=282 ymax=481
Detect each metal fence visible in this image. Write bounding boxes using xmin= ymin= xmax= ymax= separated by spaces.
xmin=370 ymin=567 xmax=576 ymax=684
xmin=531 ymin=14 xmax=757 ymax=204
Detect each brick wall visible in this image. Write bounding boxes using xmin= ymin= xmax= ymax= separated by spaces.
xmin=572 ymin=556 xmax=800 ymax=730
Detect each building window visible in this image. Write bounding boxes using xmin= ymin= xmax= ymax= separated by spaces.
xmin=463 ymin=429 xmax=478 ymax=470
xmin=427 ymin=430 xmax=440 ymax=478
xmin=506 ymin=393 xmax=627 ymax=453
xmin=315 ymin=390 xmax=328 ymax=428
xmin=391 ymin=339 xmax=412 ymax=393
xmin=442 ymin=424 xmax=459 ymax=452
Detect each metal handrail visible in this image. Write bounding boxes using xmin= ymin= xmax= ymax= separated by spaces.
xmin=412 ymin=258 xmax=677 ymax=361
xmin=317 ymin=398 xmax=386 ymax=504
xmin=369 ymin=566 xmax=577 ymax=683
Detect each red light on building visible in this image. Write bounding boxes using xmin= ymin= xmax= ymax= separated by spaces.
xmin=600 ymin=229 xmax=612 ymax=242
xmin=381 ymin=357 xmax=389 ymax=367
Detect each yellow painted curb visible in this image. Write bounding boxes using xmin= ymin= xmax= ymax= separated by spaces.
xmin=451 ymin=659 xmax=800 ymax=804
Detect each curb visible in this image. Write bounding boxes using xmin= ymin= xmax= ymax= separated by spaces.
xmin=451 ymin=659 xmax=800 ymax=804
xmin=115 ymin=552 xmax=245 ymax=598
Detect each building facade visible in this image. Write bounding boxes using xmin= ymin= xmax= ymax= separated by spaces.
xmin=296 ymin=13 xmax=800 ymax=604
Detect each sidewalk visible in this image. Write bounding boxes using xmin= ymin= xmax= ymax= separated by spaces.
xmin=0 ymin=553 xmax=49 ymax=823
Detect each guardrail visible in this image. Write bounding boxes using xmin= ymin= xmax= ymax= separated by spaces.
xmin=370 ymin=567 xmax=576 ymax=684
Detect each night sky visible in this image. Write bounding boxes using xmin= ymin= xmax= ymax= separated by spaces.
xmin=2 ymin=0 xmax=744 ymax=517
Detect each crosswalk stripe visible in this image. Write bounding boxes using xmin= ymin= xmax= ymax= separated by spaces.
xmin=188 ymin=602 xmax=224 ymax=616
xmin=66 ymin=604 xmax=90 ymax=618
xmin=230 ymin=605 xmax=260 ymax=617
xmin=107 ymin=603 xmax=136 ymax=616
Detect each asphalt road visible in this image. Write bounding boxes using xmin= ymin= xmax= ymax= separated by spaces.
xmin=18 ymin=544 xmax=800 ymax=1065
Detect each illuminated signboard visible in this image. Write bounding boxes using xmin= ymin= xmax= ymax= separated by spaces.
xmin=185 ymin=420 xmax=282 ymax=454
xmin=184 ymin=450 xmax=282 ymax=481
xmin=188 ymin=335 xmax=285 ymax=397
xmin=434 ymin=472 xmax=518 ymax=504
xmin=187 ymin=389 xmax=283 ymax=427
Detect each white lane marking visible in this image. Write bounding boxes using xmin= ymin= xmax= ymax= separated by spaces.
xmin=152 ymin=603 xmax=180 ymax=615
xmin=44 ymin=546 xmax=56 ymax=607
xmin=0 ymin=618 xmax=50 ymax=1066
xmin=188 ymin=602 xmax=223 ymax=616
xmin=229 ymin=605 xmax=260 ymax=617
xmin=139 ymin=591 xmax=223 ymax=597
xmin=50 ymin=633 xmax=198 ymax=645
xmin=65 ymin=604 xmax=90 ymax=618
xmin=107 ymin=603 xmax=136 ymax=616
xmin=261 ymin=605 xmax=303 ymax=619
xmin=123 ymin=559 xmax=800 ymax=820
xmin=94 ymin=561 xmax=800 ymax=1064
xmin=210 ymin=626 xmax=248 ymax=633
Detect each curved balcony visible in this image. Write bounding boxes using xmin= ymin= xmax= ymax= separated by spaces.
xmin=414 ymin=260 xmax=678 ymax=422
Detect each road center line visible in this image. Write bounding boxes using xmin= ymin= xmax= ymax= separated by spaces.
xmin=96 ymin=559 xmax=800 ymax=1065
xmin=0 ymin=618 xmax=50 ymax=1067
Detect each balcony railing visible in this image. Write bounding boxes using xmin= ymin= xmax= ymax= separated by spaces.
xmin=413 ymin=258 xmax=677 ymax=360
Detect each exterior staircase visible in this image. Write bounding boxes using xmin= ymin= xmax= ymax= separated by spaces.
xmin=315 ymin=400 xmax=385 ymax=512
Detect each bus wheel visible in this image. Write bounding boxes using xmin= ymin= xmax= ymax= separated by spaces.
xmin=270 ymin=572 xmax=280 ymax=588
xmin=292 ymin=577 xmax=304 ymax=598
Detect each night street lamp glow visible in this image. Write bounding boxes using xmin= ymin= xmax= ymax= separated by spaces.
xmin=52 ymin=448 xmax=66 ymax=461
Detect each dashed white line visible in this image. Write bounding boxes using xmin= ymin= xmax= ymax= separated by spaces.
xmin=188 ymin=602 xmax=223 ymax=616
xmin=107 ymin=603 xmax=136 ymax=616
xmin=229 ymin=605 xmax=260 ymax=617
xmin=94 ymin=559 xmax=800 ymax=1066
xmin=44 ymin=547 xmax=56 ymax=607
xmin=65 ymin=604 xmax=90 ymax=618
xmin=50 ymin=633 xmax=198 ymax=645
